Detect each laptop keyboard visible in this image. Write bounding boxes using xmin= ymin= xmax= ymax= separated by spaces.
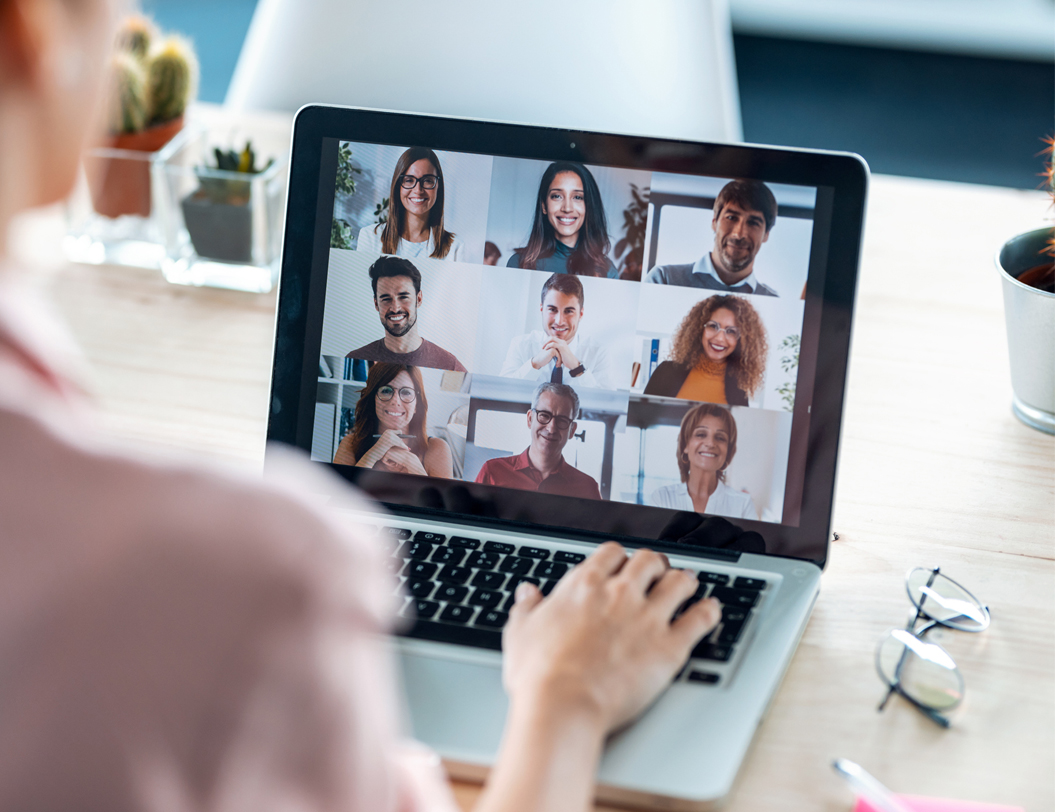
xmin=381 ymin=525 xmax=768 ymax=685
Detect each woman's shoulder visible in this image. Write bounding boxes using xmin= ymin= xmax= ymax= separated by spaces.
xmin=644 ymin=361 xmax=689 ymax=395
xmin=356 ymin=223 xmax=383 ymax=248
xmin=506 ymin=252 xmax=523 ymax=269
xmin=648 ymin=482 xmax=687 ymax=508
xmin=423 ymin=435 xmax=453 ymax=473
xmin=715 ymin=481 xmax=756 ymax=515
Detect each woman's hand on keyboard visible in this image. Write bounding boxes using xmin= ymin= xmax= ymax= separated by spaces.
xmin=502 ymin=541 xmax=721 ymax=733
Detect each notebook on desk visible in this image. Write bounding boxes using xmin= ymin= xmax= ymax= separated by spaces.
xmin=266 ymin=104 xmax=868 ymax=810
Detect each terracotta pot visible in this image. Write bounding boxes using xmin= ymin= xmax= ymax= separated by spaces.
xmin=85 ymin=116 xmax=184 ymax=218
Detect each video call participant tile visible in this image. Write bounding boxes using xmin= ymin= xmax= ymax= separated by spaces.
xmin=643 ymin=174 xmax=816 ymax=298
xmin=321 ymin=250 xmax=483 ymax=374
xmin=331 ymin=141 xmax=493 ymax=264
xmin=484 ymin=156 xmax=651 ymax=280
xmin=473 ymin=268 xmax=639 ymax=392
xmin=611 ymin=398 xmax=793 ymax=523
xmin=463 ymin=375 xmax=629 ymax=502
xmin=633 ymin=284 xmax=805 ymax=411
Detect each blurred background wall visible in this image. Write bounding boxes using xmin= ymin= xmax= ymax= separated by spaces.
xmin=142 ymin=0 xmax=1054 ymax=189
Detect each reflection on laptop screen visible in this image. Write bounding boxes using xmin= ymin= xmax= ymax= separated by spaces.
xmin=310 ymin=139 xmax=833 ymax=540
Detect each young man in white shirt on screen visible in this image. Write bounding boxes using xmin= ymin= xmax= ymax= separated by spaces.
xmin=499 ymin=273 xmax=616 ymax=389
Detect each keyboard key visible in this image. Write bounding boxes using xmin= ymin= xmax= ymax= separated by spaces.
xmin=439 ymin=604 xmax=475 ymax=624
xmin=518 ymin=546 xmax=550 ymax=559
xmin=383 ymin=526 xmax=412 ymax=540
xmin=711 ymin=587 xmax=759 ymax=609
xmin=476 ymin=610 xmax=508 ymax=628
xmin=430 ymin=546 xmax=466 ymax=566
xmin=506 ymin=576 xmax=541 ymax=593
xmin=437 ymin=565 xmax=471 ymax=584
xmin=405 ymin=578 xmax=435 ymax=598
xmin=466 ymin=551 xmax=500 ymax=570
xmin=687 ymin=670 xmax=721 ymax=685
xmin=722 ymin=607 xmax=749 ymax=623
xmin=403 ymin=561 xmax=438 ymax=580
xmin=697 ymin=571 xmax=730 ymax=585
xmin=398 ymin=540 xmax=434 ymax=560
xmin=471 ymin=571 xmax=507 ymax=590
xmin=500 ymin=593 xmax=516 ymax=612
xmin=499 ymin=556 xmax=534 ymax=575
xmin=534 ymin=561 xmax=568 ymax=580
xmin=414 ymin=531 xmax=446 ymax=544
xmin=484 ymin=541 xmax=516 ymax=555
xmin=554 ymin=551 xmax=586 ymax=564
xmin=718 ymin=619 xmax=746 ymax=645
xmin=540 ymin=580 xmax=556 ymax=596
xmin=733 ymin=577 xmax=766 ymax=591
xmin=468 ymin=588 xmax=503 ymax=608
xmin=691 ymin=642 xmax=732 ymax=662
xmin=435 ymin=584 xmax=468 ymax=603
xmin=413 ymin=599 xmax=440 ymax=619
xmin=408 ymin=619 xmax=501 ymax=650
xmin=449 ymin=536 xmax=481 ymax=549
xmin=676 ymin=580 xmax=708 ymax=615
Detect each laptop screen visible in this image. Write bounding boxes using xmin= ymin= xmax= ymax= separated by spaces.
xmin=270 ymin=109 xmax=866 ymax=565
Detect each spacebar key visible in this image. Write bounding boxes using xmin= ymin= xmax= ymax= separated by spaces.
xmin=406 ymin=619 xmax=503 ymax=651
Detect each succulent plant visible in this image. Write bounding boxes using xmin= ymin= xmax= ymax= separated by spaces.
xmin=116 ymin=15 xmax=158 ymax=62
xmin=108 ymin=53 xmax=147 ymax=134
xmin=145 ymin=35 xmax=198 ymax=127
xmin=197 ymin=141 xmax=275 ymax=205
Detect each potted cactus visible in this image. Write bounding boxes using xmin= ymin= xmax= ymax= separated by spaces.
xmin=181 ymin=142 xmax=275 ymax=263
xmin=87 ymin=16 xmax=198 ymax=218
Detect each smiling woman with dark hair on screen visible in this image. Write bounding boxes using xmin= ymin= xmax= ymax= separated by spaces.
xmin=333 ymin=363 xmax=453 ymax=477
xmin=507 ymin=161 xmax=617 ymax=278
xmin=649 ymin=403 xmax=757 ymax=519
xmin=357 ymin=146 xmax=464 ymax=260
xmin=645 ymin=294 xmax=768 ymax=406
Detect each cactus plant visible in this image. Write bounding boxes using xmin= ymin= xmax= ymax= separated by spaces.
xmin=106 ymin=23 xmax=197 ymax=136
xmin=116 ymin=15 xmax=157 ymax=62
xmin=108 ymin=53 xmax=147 ymax=135
xmin=144 ymin=36 xmax=197 ymax=127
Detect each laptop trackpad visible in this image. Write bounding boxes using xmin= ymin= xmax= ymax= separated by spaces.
xmin=399 ymin=646 xmax=507 ymax=763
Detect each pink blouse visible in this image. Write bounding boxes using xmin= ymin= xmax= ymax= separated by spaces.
xmin=0 ymin=279 xmax=459 ymax=812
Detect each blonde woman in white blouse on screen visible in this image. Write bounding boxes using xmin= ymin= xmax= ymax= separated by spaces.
xmin=0 ymin=2 xmax=721 ymax=809
xmin=649 ymin=403 xmax=758 ymax=520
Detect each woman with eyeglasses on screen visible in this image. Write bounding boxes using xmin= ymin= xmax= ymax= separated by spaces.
xmin=507 ymin=161 xmax=618 ymax=278
xmin=333 ymin=363 xmax=453 ymax=477
xmin=356 ymin=147 xmax=464 ymax=261
xmin=644 ymin=294 xmax=768 ymax=406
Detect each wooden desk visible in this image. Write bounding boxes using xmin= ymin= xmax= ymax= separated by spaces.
xmin=10 ymin=172 xmax=1053 ymax=811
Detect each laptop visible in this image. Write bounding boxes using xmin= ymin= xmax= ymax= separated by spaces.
xmin=265 ymin=104 xmax=868 ymax=809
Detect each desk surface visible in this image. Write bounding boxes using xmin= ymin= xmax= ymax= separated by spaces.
xmin=11 ymin=162 xmax=1054 ymax=810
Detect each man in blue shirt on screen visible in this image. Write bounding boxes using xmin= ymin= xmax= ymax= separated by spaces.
xmin=645 ymin=179 xmax=779 ymax=296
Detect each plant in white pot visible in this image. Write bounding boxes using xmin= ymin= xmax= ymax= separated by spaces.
xmin=996 ymin=137 xmax=1055 ymax=434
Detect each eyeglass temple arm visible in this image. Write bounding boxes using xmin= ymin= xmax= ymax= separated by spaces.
xmin=877 ymin=683 xmax=951 ymax=728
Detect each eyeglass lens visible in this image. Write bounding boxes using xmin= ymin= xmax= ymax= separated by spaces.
xmin=400 ymin=174 xmax=439 ymax=190
xmin=378 ymin=385 xmax=416 ymax=403
xmin=905 ymin=567 xmax=990 ymax=632
xmin=533 ymin=409 xmax=572 ymax=431
xmin=703 ymin=320 xmax=739 ymax=339
xmin=876 ymin=628 xmax=964 ymax=713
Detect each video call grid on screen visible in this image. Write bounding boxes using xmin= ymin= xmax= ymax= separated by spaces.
xmin=316 ymin=139 xmax=820 ymax=528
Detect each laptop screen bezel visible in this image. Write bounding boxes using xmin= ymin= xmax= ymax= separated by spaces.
xmin=267 ymin=104 xmax=868 ymax=570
